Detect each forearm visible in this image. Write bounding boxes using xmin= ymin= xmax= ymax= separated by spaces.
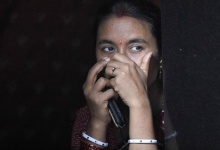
xmin=129 ymin=101 xmax=157 ymax=150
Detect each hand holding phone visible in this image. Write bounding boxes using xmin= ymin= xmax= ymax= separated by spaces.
xmin=98 ymin=69 xmax=126 ymax=128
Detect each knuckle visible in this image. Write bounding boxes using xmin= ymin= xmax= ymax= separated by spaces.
xmin=120 ymin=71 xmax=126 ymax=77
xmin=83 ymin=89 xmax=89 ymax=97
xmin=83 ymin=86 xmax=88 ymax=95
xmin=115 ymin=77 xmax=120 ymax=85
xmin=98 ymin=77 xmax=106 ymax=84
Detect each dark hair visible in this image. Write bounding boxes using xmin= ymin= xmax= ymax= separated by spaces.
xmin=94 ymin=0 xmax=161 ymax=56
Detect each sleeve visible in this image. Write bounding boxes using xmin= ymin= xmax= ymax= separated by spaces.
xmin=71 ymin=106 xmax=90 ymax=148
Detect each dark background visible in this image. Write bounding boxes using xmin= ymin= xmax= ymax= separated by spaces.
xmin=162 ymin=0 xmax=220 ymax=149
xmin=0 ymin=0 xmax=159 ymax=150
xmin=0 ymin=0 xmax=103 ymax=149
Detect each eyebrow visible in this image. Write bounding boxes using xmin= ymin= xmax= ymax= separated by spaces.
xmin=97 ymin=39 xmax=114 ymax=45
xmin=128 ymin=38 xmax=148 ymax=45
xmin=97 ymin=38 xmax=149 ymax=45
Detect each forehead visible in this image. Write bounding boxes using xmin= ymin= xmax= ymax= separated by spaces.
xmin=97 ymin=16 xmax=154 ymax=41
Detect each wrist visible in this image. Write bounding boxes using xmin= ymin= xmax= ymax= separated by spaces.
xmin=129 ymin=106 xmax=155 ymax=139
xmin=127 ymin=94 xmax=151 ymax=110
xmin=82 ymin=132 xmax=108 ymax=147
xmin=89 ymin=115 xmax=110 ymax=127
xmin=129 ymin=99 xmax=151 ymax=112
xmin=86 ymin=118 xmax=108 ymax=142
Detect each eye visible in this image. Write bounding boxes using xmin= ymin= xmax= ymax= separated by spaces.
xmin=102 ymin=47 xmax=115 ymax=52
xmin=130 ymin=45 xmax=143 ymax=52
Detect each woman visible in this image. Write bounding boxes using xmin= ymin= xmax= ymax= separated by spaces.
xmin=72 ymin=0 xmax=163 ymax=149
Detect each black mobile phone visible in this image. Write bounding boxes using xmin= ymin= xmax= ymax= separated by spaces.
xmin=97 ymin=68 xmax=126 ymax=128
xmin=108 ymin=97 xmax=126 ymax=128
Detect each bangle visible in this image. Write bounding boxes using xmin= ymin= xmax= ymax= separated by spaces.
xmin=128 ymin=139 xmax=157 ymax=144
xmin=82 ymin=132 xmax=108 ymax=147
xmin=80 ymin=141 xmax=106 ymax=150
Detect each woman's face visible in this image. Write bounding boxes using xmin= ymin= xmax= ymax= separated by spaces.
xmin=96 ymin=16 xmax=159 ymax=85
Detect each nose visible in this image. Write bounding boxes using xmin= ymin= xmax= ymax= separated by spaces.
xmin=118 ymin=47 xmax=127 ymax=56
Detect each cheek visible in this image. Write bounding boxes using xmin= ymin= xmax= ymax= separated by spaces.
xmin=96 ymin=50 xmax=116 ymax=61
xmin=96 ymin=50 xmax=101 ymax=61
xmin=96 ymin=50 xmax=109 ymax=61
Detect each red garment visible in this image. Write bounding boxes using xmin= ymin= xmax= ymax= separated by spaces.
xmin=71 ymin=105 xmax=164 ymax=149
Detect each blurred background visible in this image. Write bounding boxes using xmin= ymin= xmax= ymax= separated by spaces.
xmin=0 ymin=0 xmax=160 ymax=149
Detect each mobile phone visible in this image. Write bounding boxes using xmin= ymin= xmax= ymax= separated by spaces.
xmin=108 ymin=97 xmax=126 ymax=128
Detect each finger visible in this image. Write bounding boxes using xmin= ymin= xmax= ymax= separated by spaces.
xmin=104 ymin=65 xmax=120 ymax=78
xmin=93 ymin=77 xmax=108 ymax=92
xmin=109 ymin=78 xmax=119 ymax=92
xmin=106 ymin=56 xmax=135 ymax=75
xmin=85 ymin=57 xmax=110 ymax=87
xmin=108 ymin=53 xmax=137 ymax=72
xmin=140 ymin=52 xmax=153 ymax=74
xmin=110 ymin=53 xmax=133 ymax=65
xmin=100 ymin=88 xmax=115 ymax=102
